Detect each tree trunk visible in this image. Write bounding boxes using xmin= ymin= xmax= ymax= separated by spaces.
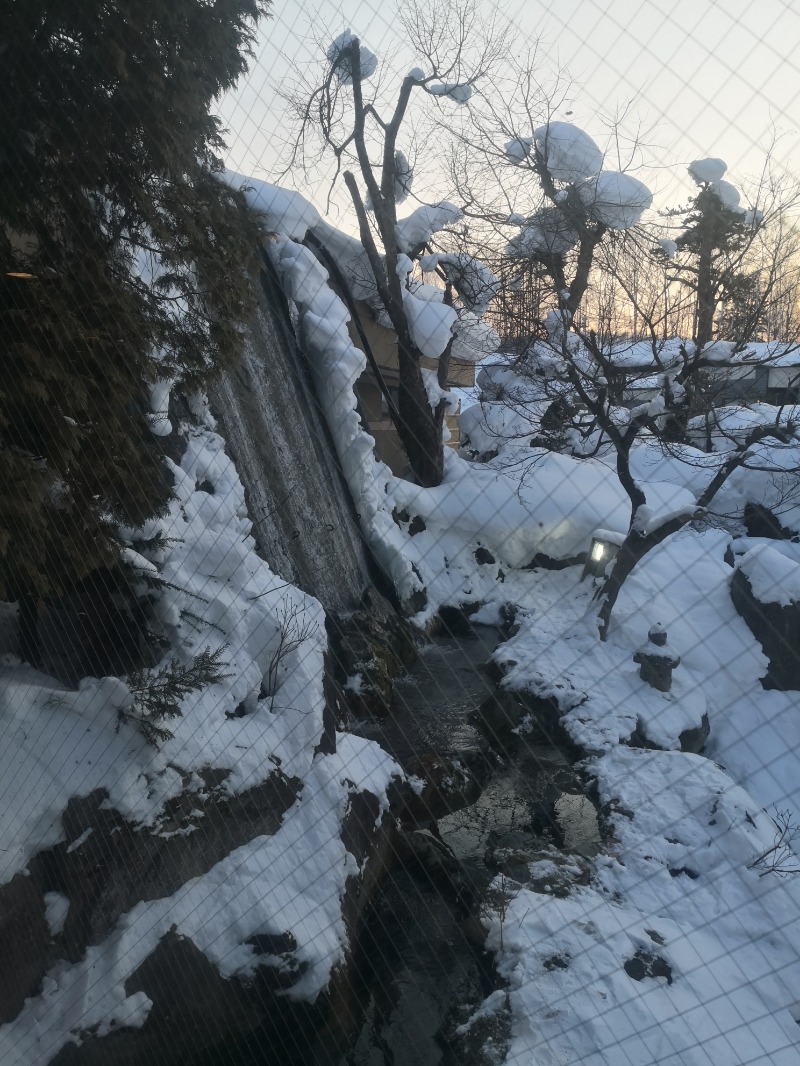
xmin=397 ymin=348 xmax=444 ymax=486
xmin=596 ymin=514 xmax=693 ymax=639
xmin=696 ymin=242 xmax=715 ymax=350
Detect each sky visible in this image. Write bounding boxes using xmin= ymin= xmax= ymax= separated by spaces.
xmin=218 ymin=0 xmax=800 ymax=221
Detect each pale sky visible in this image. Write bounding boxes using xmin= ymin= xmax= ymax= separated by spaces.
xmin=218 ymin=0 xmax=800 ymax=219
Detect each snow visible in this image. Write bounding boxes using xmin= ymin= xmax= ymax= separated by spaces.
xmin=429 ymin=81 xmax=473 ymax=104
xmin=477 ymin=523 xmax=800 ymax=1065
xmin=326 ymin=31 xmax=378 ymax=83
xmin=391 ymin=149 xmax=413 ymax=204
xmin=0 ymin=386 xmax=406 ymax=1057
xmin=224 ymin=172 xmax=321 ymax=240
xmin=395 ymin=201 xmax=463 ymax=253
xmin=438 ymin=252 xmax=500 ymax=316
xmin=578 ymin=171 xmax=654 ymax=229
xmin=737 ymin=543 xmax=800 ymax=606
xmin=403 ymin=288 xmax=457 ymax=358
xmin=658 ymin=238 xmax=678 ymax=258
xmin=533 ymin=122 xmax=603 ymax=183
xmin=44 ymin=893 xmax=70 ymax=937
xmin=450 ymin=311 xmax=500 ymax=363
xmin=507 ymin=206 xmax=579 ymax=257
xmin=689 ymin=157 xmax=728 ymax=184
xmin=0 ymin=738 xmax=402 ymax=1064
xmin=148 ymin=378 xmax=173 ymax=436
xmin=714 ymin=179 xmax=742 ymax=212
xmin=503 ymin=135 xmax=533 ymax=164
xmin=262 ymin=213 xmax=800 ymax=1064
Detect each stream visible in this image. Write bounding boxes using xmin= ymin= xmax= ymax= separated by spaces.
xmin=335 ymin=624 xmax=602 ymax=1066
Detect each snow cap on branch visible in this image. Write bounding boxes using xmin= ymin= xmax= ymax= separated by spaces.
xmin=712 ymin=179 xmax=743 ymax=212
xmin=392 ymin=150 xmax=414 ymax=205
xmin=403 ymin=289 xmax=457 ymax=359
xmin=658 ymin=238 xmax=677 ymax=259
xmin=533 ymin=122 xmax=603 ymax=183
xmin=688 ymin=157 xmax=727 ymax=185
xmin=429 ymin=81 xmax=473 ymax=104
xmin=395 ymin=201 xmax=464 ymax=253
xmin=438 ymin=252 xmax=500 ymax=316
xmin=578 ymin=171 xmax=653 ymax=229
xmin=223 ymin=173 xmax=321 ymax=241
xmin=507 ymin=206 xmax=579 ymax=257
xmin=504 ymin=136 xmax=534 ymax=164
xmin=450 ymin=312 xmax=500 ymax=363
xmin=327 ymin=31 xmax=378 ymax=83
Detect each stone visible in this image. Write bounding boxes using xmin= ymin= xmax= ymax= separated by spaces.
xmin=328 ymin=586 xmax=418 ymax=718
xmin=633 ymin=624 xmax=680 ymax=692
xmin=731 ymin=568 xmax=800 ymax=690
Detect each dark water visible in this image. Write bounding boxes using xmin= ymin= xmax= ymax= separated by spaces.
xmin=339 ymin=624 xmax=600 ymax=1066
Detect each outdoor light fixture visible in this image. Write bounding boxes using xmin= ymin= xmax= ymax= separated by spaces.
xmin=582 ymin=529 xmax=624 ymax=580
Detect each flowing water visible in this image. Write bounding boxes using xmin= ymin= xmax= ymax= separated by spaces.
xmin=337 ymin=624 xmax=601 ymax=1066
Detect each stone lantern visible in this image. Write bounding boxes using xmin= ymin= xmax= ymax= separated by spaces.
xmin=633 ymin=624 xmax=680 ymax=692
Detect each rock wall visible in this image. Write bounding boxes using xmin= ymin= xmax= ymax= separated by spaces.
xmin=210 ymin=254 xmax=379 ymax=614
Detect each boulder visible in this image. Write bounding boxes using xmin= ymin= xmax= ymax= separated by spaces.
xmin=731 ymin=566 xmax=800 ymax=690
xmin=328 ymin=586 xmax=418 ymax=718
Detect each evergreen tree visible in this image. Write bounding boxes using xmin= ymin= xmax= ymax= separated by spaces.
xmin=0 ymin=1 xmax=268 ymax=630
xmin=667 ymin=163 xmax=757 ymax=349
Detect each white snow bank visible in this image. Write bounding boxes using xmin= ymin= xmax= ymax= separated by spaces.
xmin=0 ymin=736 xmax=402 ymax=1063
xmin=487 ymin=739 xmax=800 ymax=1065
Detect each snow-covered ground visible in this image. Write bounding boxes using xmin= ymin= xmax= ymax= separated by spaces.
xmin=4 ymin=172 xmax=797 ymax=1064
xmin=0 ymin=406 xmax=402 ymax=1064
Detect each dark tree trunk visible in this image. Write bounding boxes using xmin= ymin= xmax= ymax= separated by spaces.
xmin=397 ymin=348 xmax=444 ymax=486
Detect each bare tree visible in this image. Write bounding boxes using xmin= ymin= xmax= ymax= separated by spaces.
xmin=281 ymin=2 xmax=509 ymax=486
